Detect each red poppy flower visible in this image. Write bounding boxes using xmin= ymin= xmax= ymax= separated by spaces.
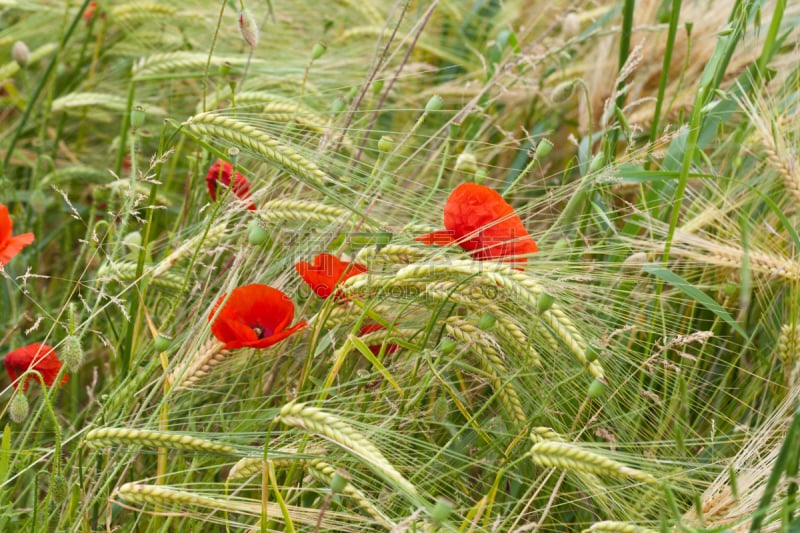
xmin=205 ymin=158 xmax=256 ymax=210
xmin=359 ymin=323 xmax=399 ymax=356
xmin=417 ymin=183 xmax=538 ymax=263
xmin=0 ymin=204 xmax=35 ymax=266
xmin=4 ymin=343 xmax=68 ymax=391
xmin=83 ymin=1 xmax=97 ymax=21
xmin=209 ymin=284 xmax=305 ymax=350
xmin=295 ymin=253 xmax=367 ymax=300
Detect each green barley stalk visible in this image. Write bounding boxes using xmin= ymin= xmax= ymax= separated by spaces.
xmin=83 ymin=428 xmax=237 ymax=454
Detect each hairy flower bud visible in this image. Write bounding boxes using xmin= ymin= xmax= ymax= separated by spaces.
xmin=12 ymin=41 xmax=30 ymax=67
xmin=61 ymin=335 xmax=84 ymax=373
xmin=50 ymin=474 xmax=69 ymax=504
xmin=239 ymin=8 xmax=259 ymax=48
xmin=9 ymin=392 xmax=29 ymax=423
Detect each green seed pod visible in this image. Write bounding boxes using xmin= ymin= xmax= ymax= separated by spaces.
xmin=585 ymin=344 xmax=601 ymax=363
xmin=154 ymin=333 xmax=172 ymax=352
xmin=248 ymin=219 xmax=270 ymax=246
xmin=238 ymin=8 xmax=259 ymax=48
xmin=218 ymin=61 xmax=232 ymax=78
xmin=50 ymin=475 xmax=69 ymax=504
xmin=431 ymin=396 xmax=449 ymax=422
xmin=430 ymin=497 xmax=454 ymax=524
xmin=12 ymin=41 xmax=30 ymax=68
xmin=311 ymin=41 xmax=327 ymax=61
xmin=455 ymin=153 xmax=478 ymax=175
xmin=372 ymin=79 xmax=384 ymax=95
xmin=346 ymin=86 xmax=358 ymax=101
xmin=9 ymin=392 xmax=29 ymax=423
xmin=474 ymin=168 xmax=487 ymax=184
xmin=29 ymin=189 xmax=48 ymax=215
xmin=552 ymin=238 xmax=570 ymax=254
xmin=587 ymin=378 xmax=606 ymax=399
xmin=227 ymin=147 xmax=240 ymax=168
xmin=723 ymin=281 xmax=738 ymax=297
xmin=425 ymin=94 xmax=444 ymax=113
xmin=534 ymin=139 xmax=554 ymax=160
xmin=378 ymin=135 xmax=393 ymax=153
xmin=477 ymin=312 xmax=496 ymax=331
xmin=537 ymin=292 xmax=555 ymax=313
xmin=61 ymin=335 xmax=84 ymax=373
xmin=439 ymin=338 xmax=457 ymax=355
xmin=588 ymin=152 xmax=605 ymax=174
xmin=130 ymin=105 xmax=146 ymax=129
xmin=331 ymin=97 xmax=346 ymax=114
xmin=330 ymin=469 xmax=350 ymax=494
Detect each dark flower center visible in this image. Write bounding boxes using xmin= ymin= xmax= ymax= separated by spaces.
xmin=251 ymin=323 xmax=273 ymax=339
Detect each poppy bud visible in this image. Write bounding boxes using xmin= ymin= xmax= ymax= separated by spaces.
xmin=123 ymin=231 xmax=142 ymax=250
xmin=455 ymin=153 xmax=478 ymax=175
xmin=154 ymin=333 xmax=172 ymax=352
xmin=248 ymin=219 xmax=269 ymax=246
xmin=439 ymin=338 xmax=457 ymax=355
xmin=587 ymin=378 xmax=606 ymax=399
xmin=372 ymin=79 xmax=384 ymax=95
xmin=378 ymin=136 xmax=393 ymax=153
xmin=310 ymin=41 xmax=327 ymax=61
xmin=330 ymin=469 xmax=350 ymax=494
xmin=331 ymin=97 xmax=346 ymax=114
xmin=50 ymin=474 xmax=69 ymax=504
xmin=9 ymin=392 xmax=29 ymax=423
xmin=431 ymin=396 xmax=449 ymax=422
xmin=562 ymin=12 xmax=581 ymax=38
xmin=477 ymin=312 xmax=496 ymax=331
xmin=534 ymin=139 xmax=554 ymax=160
xmin=425 ymin=94 xmax=444 ymax=114
xmin=537 ymin=292 xmax=555 ymax=313
xmin=12 ymin=41 xmax=30 ymax=68
xmin=219 ymin=61 xmax=232 ymax=78
xmin=550 ymin=80 xmax=576 ymax=103
xmin=239 ymin=8 xmax=259 ymax=48
xmin=29 ymin=189 xmax=48 ymax=215
xmin=130 ymin=105 xmax=146 ymax=129
xmin=430 ymin=497 xmax=454 ymax=524
xmin=61 ymin=335 xmax=84 ymax=372
xmin=588 ymin=152 xmax=605 ymax=174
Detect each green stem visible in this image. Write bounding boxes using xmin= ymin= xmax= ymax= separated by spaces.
xmin=649 ymin=0 xmax=683 ymax=144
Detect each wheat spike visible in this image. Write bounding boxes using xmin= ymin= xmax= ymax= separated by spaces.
xmin=84 ymin=428 xmax=236 ymax=454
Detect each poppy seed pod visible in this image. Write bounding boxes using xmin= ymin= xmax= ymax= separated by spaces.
xmin=248 ymin=219 xmax=269 ymax=246
xmin=9 ymin=392 xmax=29 ymax=423
xmin=477 ymin=312 xmax=496 ymax=331
xmin=534 ymin=139 xmax=554 ymax=160
xmin=330 ymin=470 xmax=350 ymax=494
xmin=587 ymin=378 xmax=607 ymax=398
xmin=130 ymin=106 xmax=146 ymax=129
xmin=378 ymin=136 xmax=393 ymax=153
xmin=12 ymin=41 xmax=30 ymax=67
xmin=238 ymin=8 xmax=259 ymax=48
xmin=431 ymin=498 xmax=454 ymax=524
xmin=311 ymin=41 xmax=327 ymax=61
xmin=425 ymin=94 xmax=444 ymax=114
xmin=154 ymin=333 xmax=172 ymax=352
xmin=439 ymin=338 xmax=457 ymax=355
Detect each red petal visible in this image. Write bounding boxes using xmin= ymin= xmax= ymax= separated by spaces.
xmin=295 ymin=254 xmax=366 ymax=299
xmin=0 ymin=232 xmax=35 ymax=266
xmin=0 ymin=204 xmax=11 ymax=244
xmin=205 ymin=159 xmax=255 ymax=209
xmin=442 ymin=183 xmax=537 ymax=261
xmin=209 ymin=284 xmax=303 ymax=349
xmin=415 ymin=230 xmax=456 ymax=246
xmin=4 ymin=343 xmax=68 ymax=391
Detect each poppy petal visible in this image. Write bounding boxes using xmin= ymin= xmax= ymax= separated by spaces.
xmin=3 ymin=343 xmax=68 ymax=391
xmin=415 ymin=230 xmax=456 ymax=246
xmin=295 ymin=254 xmax=366 ymax=300
xmin=0 ymin=233 xmax=35 ymax=266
